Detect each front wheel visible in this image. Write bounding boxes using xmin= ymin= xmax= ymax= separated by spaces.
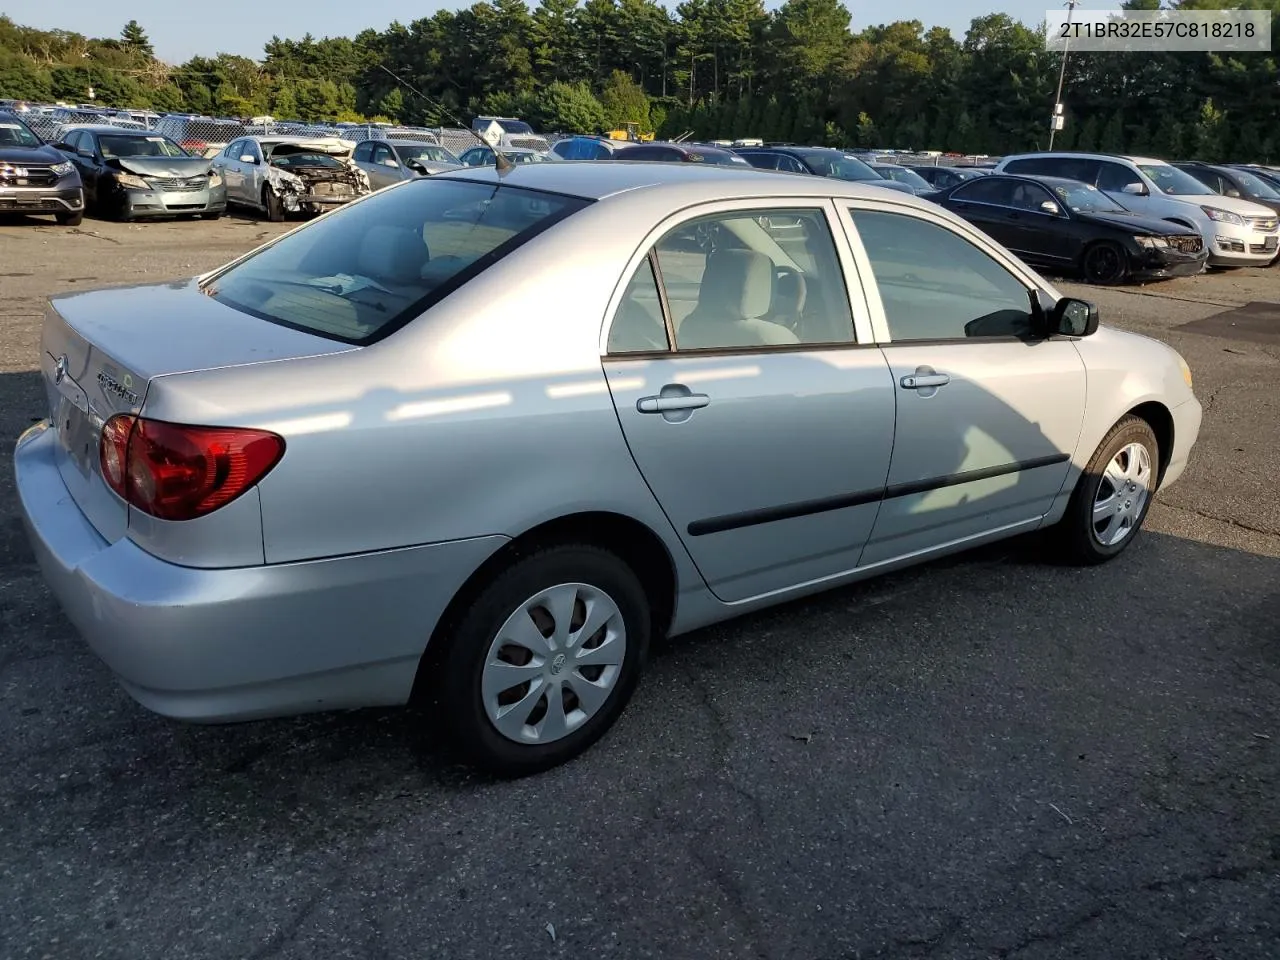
xmin=1081 ymin=241 xmax=1128 ymax=285
xmin=262 ymin=187 xmax=284 ymax=222
xmin=1053 ymin=415 xmax=1159 ymax=565
xmin=54 ymin=210 xmax=83 ymax=226
xmin=432 ymin=544 xmax=651 ymax=776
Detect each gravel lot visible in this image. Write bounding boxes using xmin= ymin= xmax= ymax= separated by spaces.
xmin=1 ymin=213 xmax=1277 ymax=960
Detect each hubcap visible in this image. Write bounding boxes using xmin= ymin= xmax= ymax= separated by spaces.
xmin=1092 ymin=442 xmax=1153 ymax=546
xmin=481 ymin=583 xmax=627 ymax=745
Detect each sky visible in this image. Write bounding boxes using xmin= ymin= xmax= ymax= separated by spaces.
xmin=4 ymin=0 xmax=1064 ymax=64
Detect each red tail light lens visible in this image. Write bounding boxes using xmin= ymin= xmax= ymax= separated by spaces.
xmin=99 ymin=415 xmax=285 ymax=521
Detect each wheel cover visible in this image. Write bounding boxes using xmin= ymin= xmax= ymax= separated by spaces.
xmin=1086 ymin=245 xmax=1123 ymax=282
xmin=1092 ymin=442 xmax=1153 ymax=546
xmin=481 ymin=582 xmax=627 ymax=745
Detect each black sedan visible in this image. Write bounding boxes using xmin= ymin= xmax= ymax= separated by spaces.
xmin=53 ymin=125 xmax=226 ymax=220
xmin=928 ymin=174 xmax=1208 ymax=284
xmin=909 ymin=164 xmax=990 ymax=190
xmin=612 ymin=142 xmax=751 ymax=166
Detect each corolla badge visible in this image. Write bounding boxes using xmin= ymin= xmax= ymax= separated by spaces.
xmin=97 ymin=369 xmax=140 ymax=406
xmin=53 ymin=354 xmax=68 ymax=384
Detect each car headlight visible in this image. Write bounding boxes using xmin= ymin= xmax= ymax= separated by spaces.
xmin=112 ymin=173 xmax=151 ymax=190
xmin=1176 ymin=353 xmax=1193 ymax=389
xmin=207 ymin=170 xmax=223 ymax=187
xmin=49 ymin=160 xmax=75 ymax=178
xmin=1201 ymin=205 xmax=1244 ymax=226
xmin=1135 ymin=235 xmax=1169 ymax=249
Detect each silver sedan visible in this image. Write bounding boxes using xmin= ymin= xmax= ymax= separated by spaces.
xmin=15 ymin=162 xmax=1202 ymax=775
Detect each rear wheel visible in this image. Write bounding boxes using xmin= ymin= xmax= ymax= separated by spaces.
xmin=262 ymin=186 xmax=284 ymax=222
xmin=1053 ymin=415 xmax=1159 ymax=565
xmin=432 ymin=544 xmax=650 ymax=776
xmin=1082 ymin=241 xmax=1128 ymax=285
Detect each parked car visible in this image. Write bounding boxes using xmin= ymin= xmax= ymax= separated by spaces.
xmin=0 ymin=110 xmax=85 ymax=225
xmin=153 ymin=115 xmax=248 ymax=158
xmin=15 ymin=163 xmax=1202 ymax=775
xmin=550 ymin=135 xmax=631 ymax=160
xmin=1174 ymin=161 xmax=1280 ymax=222
xmin=611 ymin=142 xmax=751 ymax=165
xmin=734 ymin=146 xmax=916 ymax=194
xmin=910 ymin=164 xmax=991 ymax=190
xmin=53 ymin=126 xmax=225 ymax=221
xmin=212 ymin=136 xmax=371 ymax=221
xmin=352 ymin=138 xmax=462 ymax=189
xmin=995 ymin=153 xmax=1279 ymax=267
xmin=457 ymin=145 xmax=553 ymax=167
xmin=1228 ymin=164 xmax=1280 ymax=193
xmin=868 ymin=163 xmax=935 ymax=195
xmin=929 ymin=174 xmax=1208 ymax=283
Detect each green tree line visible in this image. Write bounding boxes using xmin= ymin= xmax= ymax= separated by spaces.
xmin=2 ymin=1 xmax=1278 ymax=160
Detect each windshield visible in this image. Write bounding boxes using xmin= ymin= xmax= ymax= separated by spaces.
xmin=801 ymin=152 xmax=880 ymax=181
xmin=400 ymin=145 xmax=458 ymax=165
xmin=878 ymin=166 xmax=931 ymax=190
xmin=100 ymin=135 xmax=187 ymax=158
xmin=204 ymin=179 xmax=589 ymax=345
xmin=1049 ymin=181 xmax=1127 ymax=214
xmin=499 ymin=120 xmax=533 ymax=134
xmin=0 ymin=119 xmax=41 ymax=147
xmin=1226 ymin=167 xmax=1280 ymax=199
xmin=1138 ymin=163 xmax=1216 ymax=196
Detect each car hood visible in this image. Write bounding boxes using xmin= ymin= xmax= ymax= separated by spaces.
xmin=0 ymin=144 xmax=63 ymax=164
xmin=1077 ymin=211 xmax=1202 ymax=235
xmin=108 ymin=155 xmax=214 ymax=177
xmin=1172 ymin=192 xmax=1277 ymax=218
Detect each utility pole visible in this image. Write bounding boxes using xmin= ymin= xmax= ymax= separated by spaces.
xmin=1048 ymin=0 xmax=1079 ymax=150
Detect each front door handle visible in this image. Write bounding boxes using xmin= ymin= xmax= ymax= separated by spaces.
xmin=637 ymin=394 xmax=710 ymax=413
xmin=900 ymin=373 xmax=950 ymax=390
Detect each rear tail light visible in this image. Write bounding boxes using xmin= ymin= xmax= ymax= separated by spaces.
xmin=99 ymin=415 xmax=284 ymax=521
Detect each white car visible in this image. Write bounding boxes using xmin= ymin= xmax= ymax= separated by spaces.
xmin=996 ymin=152 xmax=1279 ymax=267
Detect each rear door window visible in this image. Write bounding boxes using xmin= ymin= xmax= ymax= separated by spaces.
xmin=203 ymin=179 xmax=591 ymax=345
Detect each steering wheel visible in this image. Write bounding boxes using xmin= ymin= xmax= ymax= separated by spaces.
xmin=772 ymin=265 xmax=808 ymax=330
xmin=693 ymin=221 xmax=722 ymax=254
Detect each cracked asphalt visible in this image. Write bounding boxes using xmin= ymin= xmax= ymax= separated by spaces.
xmin=1 ymin=214 xmax=1278 ymax=960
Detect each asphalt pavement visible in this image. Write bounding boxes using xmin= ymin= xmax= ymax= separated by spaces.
xmin=1 ymin=214 xmax=1277 ymax=960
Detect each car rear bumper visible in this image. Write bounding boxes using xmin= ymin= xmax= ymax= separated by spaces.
xmin=0 ymin=186 xmax=84 ymax=215
xmin=15 ymin=420 xmax=507 ymax=722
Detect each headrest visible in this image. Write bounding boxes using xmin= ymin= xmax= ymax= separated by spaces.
xmin=698 ymin=249 xmax=773 ymax=320
xmin=357 ymin=225 xmax=426 ymax=284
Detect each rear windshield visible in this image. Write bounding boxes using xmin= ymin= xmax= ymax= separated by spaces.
xmin=203 ymin=178 xmax=590 ymax=345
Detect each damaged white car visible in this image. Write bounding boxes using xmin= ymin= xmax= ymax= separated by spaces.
xmin=212 ymin=136 xmax=371 ymax=221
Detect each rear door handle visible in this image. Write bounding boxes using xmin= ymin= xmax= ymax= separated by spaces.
xmin=637 ymin=394 xmax=710 ymax=413
xmin=900 ymin=373 xmax=950 ymax=389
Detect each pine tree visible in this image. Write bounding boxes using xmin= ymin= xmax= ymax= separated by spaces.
xmin=1099 ymin=111 xmax=1125 ymax=153
xmin=1075 ymin=115 xmax=1100 ymax=152
xmin=121 ymin=21 xmax=153 ymax=57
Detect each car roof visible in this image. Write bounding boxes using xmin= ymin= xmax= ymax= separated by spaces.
xmin=384 ymin=139 xmax=451 ymax=148
xmin=62 ymin=125 xmax=167 ymax=135
xmin=436 ymin=161 xmax=948 ymax=207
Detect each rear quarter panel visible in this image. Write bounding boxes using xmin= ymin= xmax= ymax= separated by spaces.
xmin=141 ymin=197 xmax=704 ymax=590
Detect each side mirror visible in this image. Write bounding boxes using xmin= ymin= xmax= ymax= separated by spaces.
xmin=381 ymin=158 xmax=400 ymax=168
xmin=1225 ymin=188 xmax=1241 ymax=198
xmin=1039 ymin=200 xmax=1062 ymax=215
xmin=1121 ymin=182 xmax=1147 ymax=196
xmin=239 ymin=154 xmax=257 ymax=164
xmin=1051 ymin=297 xmax=1100 ymax=337
xmin=77 ymin=147 xmax=94 ymax=158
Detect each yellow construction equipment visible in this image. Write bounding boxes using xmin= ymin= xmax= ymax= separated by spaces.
xmin=607 ymin=122 xmax=654 ymax=142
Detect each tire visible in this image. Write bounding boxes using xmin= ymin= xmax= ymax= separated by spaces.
xmin=54 ymin=210 xmax=83 ymax=226
xmin=432 ymin=544 xmax=651 ymax=777
xmin=263 ymin=187 xmax=284 ymax=222
xmin=1081 ymin=241 xmax=1128 ymax=285
xmin=1054 ymin=415 xmax=1159 ymax=565
xmin=200 ymin=210 xmax=224 ymax=221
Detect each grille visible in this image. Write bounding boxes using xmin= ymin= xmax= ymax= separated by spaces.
xmin=1246 ymin=216 xmax=1278 ymax=232
xmin=146 ymin=175 xmax=209 ymax=191
xmin=0 ymin=164 xmax=58 ymax=187
xmin=1170 ymin=235 xmax=1203 ymax=254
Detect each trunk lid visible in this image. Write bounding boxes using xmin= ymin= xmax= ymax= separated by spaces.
xmin=41 ymin=278 xmax=356 ymax=542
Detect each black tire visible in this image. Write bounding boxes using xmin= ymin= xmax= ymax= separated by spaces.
xmin=1081 ymin=241 xmax=1128 ymax=285
xmin=1053 ymin=415 xmax=1159 ymax=565
xmin=200 ymin=210 xmax=224 ymax=221
xmin=263 ymin=187 xmax=284 ymax=222
xmin=54 ymin=210 xmax=83 ymax=226
xmin=432 ymin=544 xmax=651 ymax=777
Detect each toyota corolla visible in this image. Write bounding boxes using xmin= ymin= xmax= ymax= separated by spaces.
xmin=15 ymin=162 xmax=1201 ymax=776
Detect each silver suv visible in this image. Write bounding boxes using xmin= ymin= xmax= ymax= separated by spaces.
xmin=995 ymin=152 xmax=1279 ymax=267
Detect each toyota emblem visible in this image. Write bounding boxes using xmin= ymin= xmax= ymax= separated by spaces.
xmin=53 ymin=355 xmax=68 ymax=384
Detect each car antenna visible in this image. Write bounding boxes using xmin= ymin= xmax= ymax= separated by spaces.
xmin=376 ymin=63 xmax=515 ymax=174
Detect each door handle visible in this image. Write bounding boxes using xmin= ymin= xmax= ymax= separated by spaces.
xmin=900 ymin=373 xmax=950 ymax=389
xmin=637 ymin=394 xmax=710 ymax=413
